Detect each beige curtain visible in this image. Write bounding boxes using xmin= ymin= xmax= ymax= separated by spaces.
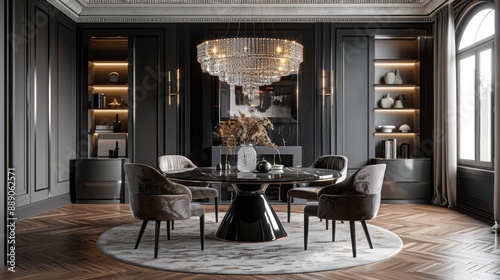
xmin=432 ymin=4 xmax=457 ymax=207
xmin=492 ymin=0 xmax=500 ymax=233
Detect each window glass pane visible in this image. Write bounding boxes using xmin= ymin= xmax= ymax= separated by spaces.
xmin=459 ymin=9 xmax=494 ymax=50
xmin=459 ymin=55 xmax=476 ymax=160
xmin=479 ymin=48 xmax=492 ymax=162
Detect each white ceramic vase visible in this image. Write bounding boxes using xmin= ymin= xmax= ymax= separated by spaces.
xmin=380 ymin=94 xmax=394 ymax=108
xmin=384 ymin=72 xmax=395 ymax=84
xmin=237 ymin=144 xmax=257 ymax=172
xmin=394 ymin=69 xmax=403 ymax=84
xmin=394 ymin=99 xmax=404 ymax=108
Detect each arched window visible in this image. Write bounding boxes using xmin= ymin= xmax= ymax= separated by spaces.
xmin=457 ymin=3 xmax=494 ymax=168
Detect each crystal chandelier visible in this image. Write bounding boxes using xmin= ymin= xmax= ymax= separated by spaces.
xmin=197 ymin=37 xmax=303 ymax=100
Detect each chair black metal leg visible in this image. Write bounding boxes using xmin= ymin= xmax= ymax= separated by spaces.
xmin=166 ymin=221 xmax=171 ymax=240
xmin=304 ymin=214 xmax=309 ymax=250
xmin=326 ymin=219 xmax=329 ymax=230
xmin=171 ymin=220 xmax=174 ymax=230
xmin=154 ymin=221 xmax=161 ymax=258
xmin=349 ymin=221 xmax=357 ymax=258
xmin=200 ymin=215 xmax=205 ymax=250
xmin=135 ymin=220 xmax=148 ymax=249
xmin=287 ymin=197 xmax=292 ymax=222
xmin=332 ymin=219 xmax=336 ymax=242
xmin=361 ymin=221 xmax=373 ymax=249
xmin=215 ymin=199 xmax=219 ymax=222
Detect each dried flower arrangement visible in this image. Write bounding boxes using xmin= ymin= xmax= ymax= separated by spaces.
xmin=215 ymin=112 xmax=277 ymax=148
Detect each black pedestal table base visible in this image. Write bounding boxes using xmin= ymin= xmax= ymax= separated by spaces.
xmin=215 ymin=183 xmax=287 ymax=242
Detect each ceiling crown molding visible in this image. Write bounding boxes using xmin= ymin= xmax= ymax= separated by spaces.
xmin=48 ymin=0 xmax=449 ymax=23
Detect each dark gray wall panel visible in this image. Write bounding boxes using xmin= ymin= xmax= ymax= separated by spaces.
xmin=51 ymin=17 xmax=76 ymax=196
xmin=337 ymin=34 xmax=372 ymax=171
xmin=164 ymin=26 xmax=179 ymax=155
xmin=132 ymin=35 xmax=160 ymax=166
xmin=33 ymin=5 xmax=50 ymax=197
xmin=1 ymin=0 xmax=7 ymax=267
xmin=11 ymin=0 xmax=29 ymax=204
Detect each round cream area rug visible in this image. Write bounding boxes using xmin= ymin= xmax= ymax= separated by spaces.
xmin=97 ymin=212 xmax=402 ymax=275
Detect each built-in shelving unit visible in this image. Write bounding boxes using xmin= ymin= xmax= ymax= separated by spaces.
xmin=371 ymin=35 xmax=431 ymax=203
xmin=373 ymin=37 xmax=421 ymax=158
xmin=86 ymin=37 xmax=129 ymax=158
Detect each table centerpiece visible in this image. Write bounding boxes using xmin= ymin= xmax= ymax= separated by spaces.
xmin=215 ymin=112 xmax=276 ymax=172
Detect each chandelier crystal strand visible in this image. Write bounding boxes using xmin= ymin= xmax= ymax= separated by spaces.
xmin=197 ymin=38 xmax=303 ymax=100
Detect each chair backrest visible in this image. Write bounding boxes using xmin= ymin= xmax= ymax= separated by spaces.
xmin=158 ymin=155 xmax=197 ymax=173
xmin=317 ymin=163 xmax=386 ymax=221
xmin=124 ymin=163 xmax=193 ymax=221
xmin=349 ymin=163 xmax=386 ymax=195
xmin=310 ymin=155 xmax=348 ymax=182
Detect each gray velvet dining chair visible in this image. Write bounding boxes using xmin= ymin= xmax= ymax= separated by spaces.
xmin=303 ymin=163 xmax=386 ymax=258
xmin=158 ymin=155 xmax=219 ymax=222
xmin=286 ymin=155 xmax=348 ymax=223
xmin=124 ymin=163 xmax=205 ymax=258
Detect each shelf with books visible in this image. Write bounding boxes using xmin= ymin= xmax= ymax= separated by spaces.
xmin=86 ymin=36 xmax=129 ymax=158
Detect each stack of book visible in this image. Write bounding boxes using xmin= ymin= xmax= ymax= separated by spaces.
xmin=94 ymin=125 xmax=113 ymax=133
xmin=381 ymin=138 xmax=397 ymax=159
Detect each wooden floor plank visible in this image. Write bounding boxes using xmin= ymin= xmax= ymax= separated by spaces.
xmin=1 ymin=203 xmax=499 ymax=279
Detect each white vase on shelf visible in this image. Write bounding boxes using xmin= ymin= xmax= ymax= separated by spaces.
xmin=394 ymin=99 xmax=404 ymax=108
xmin=394 ymin=69 xmax=403 ymax=84
xmin=237 ymin=144 xmax=257 ymax=172
xmin=384 ymin=72 xmax=395 ymax=84
xmin=380 ymin=94 xmax=394 ymax=108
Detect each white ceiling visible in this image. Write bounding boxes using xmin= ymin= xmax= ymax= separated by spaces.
xmin=48 ymin=0 xmax=451 ymax=23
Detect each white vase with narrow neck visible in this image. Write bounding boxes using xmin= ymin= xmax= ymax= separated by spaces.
xmin=237 ymin=144 xmax=257 ymax=172
xmin=380 ymin=94 xmax=394 ymax=108
xmin=394 ymin=69 xmax=403 ymax=84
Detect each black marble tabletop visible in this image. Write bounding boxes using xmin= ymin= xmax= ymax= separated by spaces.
xmin=163 ymin=167 xmax=341 ymax=185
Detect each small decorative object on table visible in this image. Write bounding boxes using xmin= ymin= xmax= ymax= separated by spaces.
xmin=256 ymin=157 xmax=272 ymax=173
xmin=214 ymin=111 xmax=276 ymax=172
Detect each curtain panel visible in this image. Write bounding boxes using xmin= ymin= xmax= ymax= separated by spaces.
xmin=432 ymin=4 xmax=458 ymax=207
xmin=492 ymin=0 xmax=500 ymax=233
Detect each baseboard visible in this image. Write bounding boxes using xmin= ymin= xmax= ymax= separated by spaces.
xmin=16 ymin=194 xmax=71 ymax=220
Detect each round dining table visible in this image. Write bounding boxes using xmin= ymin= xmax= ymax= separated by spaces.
xmin=163 ymin=167 xmax=342 ymax=242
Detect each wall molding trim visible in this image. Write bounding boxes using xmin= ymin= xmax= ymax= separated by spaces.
xmin=48 ymin=0 xmax=448 ymax=23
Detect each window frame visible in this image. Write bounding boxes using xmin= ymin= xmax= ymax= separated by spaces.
xmin=456 ymin=2 xmax=495 ymax=169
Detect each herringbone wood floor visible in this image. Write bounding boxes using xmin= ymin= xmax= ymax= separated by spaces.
xmin=2 ymin=203 xmax=499 ymax=279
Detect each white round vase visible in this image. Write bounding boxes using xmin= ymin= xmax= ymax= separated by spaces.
xmin=384 ymin=72 xmax=396 ymax=84
xmin=237 ymin=144 xmax=257 ymax=172
xmin=380 ymin=94 xmax=394 ymax=108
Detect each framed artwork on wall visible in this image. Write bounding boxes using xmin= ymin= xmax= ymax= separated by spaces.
xmin=216 ymin=75 xmax=298 ymax=146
